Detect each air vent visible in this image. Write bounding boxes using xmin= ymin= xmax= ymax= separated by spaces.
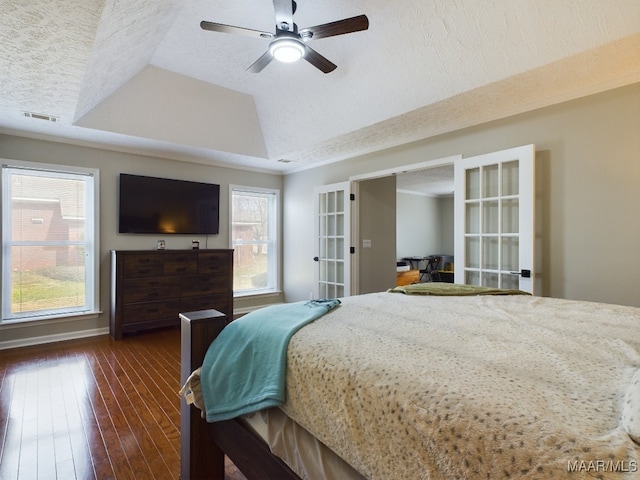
xmin=278 ymin=159 xmax=296 ymax=164
xmin=23 ymin=111 xmax=59 ymax=123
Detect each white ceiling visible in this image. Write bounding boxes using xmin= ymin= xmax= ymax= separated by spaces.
xmin=396 ymin=165 xmax=455 ymax=197
xmin=1 ymin=0 xmax=639 ymax=175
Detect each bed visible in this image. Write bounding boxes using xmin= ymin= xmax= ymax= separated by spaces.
xmin=179 ymin=284 xmax=640 ymax=479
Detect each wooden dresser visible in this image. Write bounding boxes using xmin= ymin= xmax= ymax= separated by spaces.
xmin=110 ymin=249 xmax=233 ymax=340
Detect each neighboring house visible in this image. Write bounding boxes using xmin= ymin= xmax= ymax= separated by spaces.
xmin=11 ymin=193 xmax=85 ymax=272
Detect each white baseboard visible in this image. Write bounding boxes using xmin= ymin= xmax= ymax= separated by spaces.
xmin=0 ymin=327 xmax=109 ymax=351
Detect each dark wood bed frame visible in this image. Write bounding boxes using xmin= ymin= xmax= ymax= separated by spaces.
xmin=180 ymin=309 xmax=302 ymax=480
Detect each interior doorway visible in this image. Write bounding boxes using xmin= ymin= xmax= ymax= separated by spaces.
xmin=350 ymin=156 xmax=459 ymax=295
xmin=395 ymin=164 xmax=455 ymax=269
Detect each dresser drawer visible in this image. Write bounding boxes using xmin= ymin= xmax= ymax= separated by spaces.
xmin=164 ymin=253 xmax=197 ymax=275
xmin=122 ymin=299 xmax=180 ymax=323
xmin=181 ymin=275 xmax=229 ymax=297
xmin=122 ymin=254 xmax=163 ymax=277
xmin=123 ymin=277 xmax=180 ymax=303
xmin=198 ymin=252 xmax=230 ymax=274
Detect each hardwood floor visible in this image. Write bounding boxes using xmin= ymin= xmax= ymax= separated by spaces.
xmin=0 ymin=327 xmax=247 ymax=480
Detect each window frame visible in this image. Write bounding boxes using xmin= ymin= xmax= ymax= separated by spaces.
xmin=229 ymin=185 xmax=280 ymax=297
xmin=1 ymin=159 xmax=100 ymax=324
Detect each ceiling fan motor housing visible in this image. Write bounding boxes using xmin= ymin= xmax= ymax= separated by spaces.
xmin=269 ymin=33 xmax=306 ymax=63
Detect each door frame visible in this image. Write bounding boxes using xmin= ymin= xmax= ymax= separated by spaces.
xmin=349 ymin=155 xmax=462 ymax=295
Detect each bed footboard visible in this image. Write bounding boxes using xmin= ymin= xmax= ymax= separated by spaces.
xmin=180 ymin=309 xmax=300 ymax=480
xmin=180 ymin=309 xmax=227 ymax=480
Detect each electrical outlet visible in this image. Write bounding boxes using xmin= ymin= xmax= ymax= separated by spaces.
xmin=363 ymin=239 xmax=372 ymax=248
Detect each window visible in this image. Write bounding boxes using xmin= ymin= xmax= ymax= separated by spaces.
xmin=230 ymin=186 xmax=279 ymax=296
xmin=1 ymin=161 xmax=99 ymax=323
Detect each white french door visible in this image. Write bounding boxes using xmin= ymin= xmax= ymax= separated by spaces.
xmin=454 ymin=145 xmax=536 ymax=294
xmin=313 ymin=182 xmax=351 ymax=299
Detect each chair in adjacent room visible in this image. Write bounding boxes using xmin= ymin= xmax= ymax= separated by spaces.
xmin=419 ymin=256 xmax=441 ymax=282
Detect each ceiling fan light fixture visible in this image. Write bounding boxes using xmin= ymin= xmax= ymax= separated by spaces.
xmin=269 ymin=38 xmax=305 ymax=63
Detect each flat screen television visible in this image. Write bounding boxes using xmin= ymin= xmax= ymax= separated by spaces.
xmin=118 ymin=174 xmax=220 ymax=235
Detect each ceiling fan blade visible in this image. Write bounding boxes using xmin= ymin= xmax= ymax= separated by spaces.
xmin=247 ymin=50 xmax=274 ymax=73
xmin=303 ymin=45 xmax=337 ymax=74
xmin=201 ymin=21 xmax=273 ymax=39
xmin=272 ymin=0 xmax=295 ymax=30
xmin=300 ymin=15 xmax=369 ymax=40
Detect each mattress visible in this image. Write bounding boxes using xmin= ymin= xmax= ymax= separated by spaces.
xmin=280 ymin=292 xmax=640 ymax=479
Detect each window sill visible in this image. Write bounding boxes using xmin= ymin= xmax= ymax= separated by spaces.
xmin=0 ymin=310 xmax=103 ymax=330
xmin=233 ymin=290 xmax=282 ymax=299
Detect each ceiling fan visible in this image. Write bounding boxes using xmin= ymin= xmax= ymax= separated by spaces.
xmin=200 ymin=0 xmax=369 ymax=73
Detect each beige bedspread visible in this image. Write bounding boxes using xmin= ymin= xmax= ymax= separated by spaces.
xmin=280 ymin=292 xmax=640 ymax=479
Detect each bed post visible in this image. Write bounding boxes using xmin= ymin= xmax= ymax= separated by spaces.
xmin=180 ymin=309 xmax=228 ymax=480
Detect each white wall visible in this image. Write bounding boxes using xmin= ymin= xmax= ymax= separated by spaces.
xmin=0 ymin=135 xmax=283 ymax=346
xmin=396 ymin=192 xmax=439 ymax=259
xmin=284 ymin=83 xmax=640 ymax=307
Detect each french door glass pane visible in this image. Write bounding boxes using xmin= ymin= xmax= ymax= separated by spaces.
xmin=501 ymin=273 xmax=520 ymax=290
xmin=336 ymin=191 xmax=344 ymax=212
xmin=466 ymin=237 xmax=480 ymax=268
xmin=336 ymin=213 xmax=344 ymax=236
xmin=336 ymin=261 xmax=344 ymax=284
xmin=327 ymin=238 xmax=336 ymax=259
xmin=328 ymin=214 xmax=336 ymax=236
xmin=482 ymin=237 xmax=499 ymax=270
xmin=465 ymin=203 xmax=480 ymax=233
xmin=483 ymin=164 xmax=499 ymax=198
xmin=502 ymin=199 xmax=519 ymax=233
xmin=336 ymin=238 xmax=344 ymax=260
xmin=502 ymin=237 xmax=519 ymax=272
xmin=482 ymin=200 xmax=499 ymax=233
xmin=466 ymin=271 xmax=480 ymax=285
xmin=466 ymin=168 xmax=480 ymax=200
xmin=482 ymin=272 xmax=499 ymax=288
xmin=327 ymin=192 xmax=335 ymax=213
xmin=327 ymin=261 xmax=336 ymax=283
xmin=502 ymin=161 xmax=519 ymax=196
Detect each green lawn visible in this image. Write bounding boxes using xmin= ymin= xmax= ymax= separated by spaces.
xmin=233 ymin=254 xmax=268 ymax=290
xmin=11 ymin=269 xmax=85 ymax=312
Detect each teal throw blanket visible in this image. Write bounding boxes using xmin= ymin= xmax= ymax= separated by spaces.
xmin=201 ymin=299 xmax=341 ymax=422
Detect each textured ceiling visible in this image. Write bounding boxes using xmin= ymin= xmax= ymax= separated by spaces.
xmin=1 ymin=0 xmax=639 ymax=176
